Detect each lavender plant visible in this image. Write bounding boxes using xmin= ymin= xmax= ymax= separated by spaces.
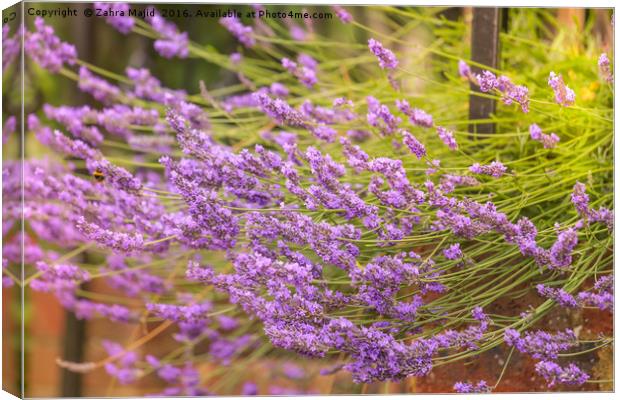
xmin=2 ymin=4 xmax=613 ymax=395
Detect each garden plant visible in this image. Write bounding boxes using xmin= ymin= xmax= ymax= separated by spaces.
xmin=1 ymin=3 xmax=614 ymax=396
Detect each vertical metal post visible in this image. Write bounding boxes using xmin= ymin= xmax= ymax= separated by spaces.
xmin=468 ymin=8 xmax=502 ymax=135
xmin=59 ymin=5 xmax=94 ymax=397
xmin=60 ymin=311 xmax=86 ymax=397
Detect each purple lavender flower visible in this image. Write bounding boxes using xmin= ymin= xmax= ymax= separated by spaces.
xmin=297 ymin=54 xmax=317 ymax=70
xmin=126 ymin=67 xmax=186 ymax=104
xmin=220 ymin=16 xmax=255 ymax=48
xmin=590 ymin=207 xmax=614 ymax=231
xmin=476 ymin=70 xmax=498 ymax=92
xmin=281 ymin=57 xmax=317 ymax=88
xmin=402 ymin=130 xmax=426 ymax=159
xmin=443 ymin=243 xmax=462 ymax=260
xmin=102 ymin=341 xmax=140 ymax=384
xmin=103 ymin=255 xmax=168 ymax=297
xmin=395 ymin=99 xmax=433 ymax=128
xmin=333 ymin=6 xmax=353 ymax=23
xmin=282 ymin=362 xmax=305 ymax=379
xmin=368 ymin=38 xmax=398 ymax=70
xmin=469 ymin=161 xmax=506 ymax=178
xmin=78 ymin=67 xmax=120 ymax=103
xmin=529 ymin=123 xmax=542 ymax=140
xmin=254 ymin=92 xmax=307 ymax=127
xmin=25 ymin=17 xmax=77 ymax=72
xmin=147 ymin=8 xmax=189 ymax=58
xmin=94 ymin=3 xmax=134 ymax=34
xmin=505 ymin=327 xmax=577 ymax=360
xmin=578 ymin=290 xmax=613 ymax=312
xmin=426 ymin=159 xmax=441 ymax=175
xmin=535 ymin=361 xmax=588 ymax=387
xmin=76 ymin=217 xmax=144 ymax=253
xmin=469 ymin=67 xmax=529 ymax=112
xmin=436 ymin=126 xmax=457 ymax=150
xmin=333 ymin=97 xmax=353 ymax=108
xmin=367 ymin=158 xmax=424 ymax=205
xmin=571 ymin=182 xmax=590 ymax=216
xmin=241 ymin=382 xmax=258 ymax=395
xmin=367 ymin=96 xmax=401 ymax=135
xmin=454 ymin=380 xmax=491 ymax=393
xmin=577 ymin=275 xmax=613 ymax=312
xmin=287 ymin=22 xmax=307 ymax=42
xmin=548 ymin=72 xmax=576 ymax=107
xmin=536 ymin=284 xmax=578 ymax=308
xmin=268 ymin=386 xmax=304 ymax=395
xmin=340 ymin=137 xmax=370 ymax=172
xmin=2 ymin=276 xmax=13 ymax=289
xmin=593 ymin=274 xmax=612 ymax=293
xmin=186 ymin=261 xmax=215 ymax=283
xmin=158 ymin=364 xmax=182 ymax=382
xmin=281 ymin=57 xmax=296 ymax=72
xmin=217 ymin=315 xmax=239 ymax=331
xmin=3 ymin=24 xmax=20 ymax=70
xmin=310 ymin=124 xmax=337 ymax=142
xmin=529 ymin=123 xmax=559 ymax=148
xmin=298 ymin=68 xmax=318 ymax=89
xmin=598 ymin=53 xmax=613 ymax=83
xmin=230 ymin=52 xmax=242 ymax=65
xmin=393 ymin=296 xmax=424 ymax=322
xmin=548 ymin=228 xmax=578 ymax=268
xmin=458 ymin=60 xmax=471 ymax=78
xmin=31 ymin=261 xmax=91 ymax=291
xmin=146 ymin=301 xmax=212 ymax=323
xmin=86 ymin=158 xmax=142 ymax=193
xmin=501 ymin=81 xmax=530 ymax=113
xmin=439 ymin=174 xmax=480 ymax=193
xmin=42 ymin=105 xmax=102 ymax=145
xmin=3 ymin=116 xmax=16 ymax=144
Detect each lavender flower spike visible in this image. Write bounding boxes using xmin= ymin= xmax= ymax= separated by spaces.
xmin=94 ymin=3 xmax=134 ymax=34
xmin=402 ymin=130 xmax=426 ymax=159
xmin=458 ymin=60 xmax=471 ymax=78
xmin=598 ymin=53 xmax=613 ymax=83
xmin=25 ymin=17 xmax=77 ymax=72
xmin=476 ymin=70 xmax=498 ymax=92
xmin=220 ymin=16 xmax=255 ymax=48
xmin=3 ymin=24 xmax=20 ymax=70
xmin=332 ymin=6 xmax=353 ymax=23
xmin=454 ymin=380 xmax=491 ymax=393
xmin=548 ymin=72 xmax=575 ymax=107
xmin=529 ymin=123 xmax=559 ymax=149
xmin=469 ymin=161 xmax=507 ymax=178
xmin=78 ymin=67 xmax=121 ymax=103
xmin=535 ymin=361 xmax=589 ymax=387
xmin=76 ymin=217 xmax=144 ymax=253
xmin=570 ymin=182 xmax=590 ymax=217
xmin=536 ymin=284 xmax=578 ymax=308
xmin=436 ymin=126 xmax=457 ymax=150
xmin=3 ymin=116 xmax=16 ymax=144
xmin=368 ymin=38 xmax=398 ymax=70
xmin=443 ymin=243 xmax=462 ymax=260
xmin=254 ymin=92 xmax=307 ymax=127
xmin=147 ymin=8 xmax=189 ymax=58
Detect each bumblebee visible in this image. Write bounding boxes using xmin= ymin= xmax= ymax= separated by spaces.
xmin=93 ymin=169 xmax=105 ymax=182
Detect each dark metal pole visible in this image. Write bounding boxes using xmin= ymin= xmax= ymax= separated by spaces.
xmin=468 ymin=8 xmax=502 ymax=135
xmin=60 ymin=311 xmax=86 ymax=397
xmin=60 ymin=4 xmax=94 ymax=396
